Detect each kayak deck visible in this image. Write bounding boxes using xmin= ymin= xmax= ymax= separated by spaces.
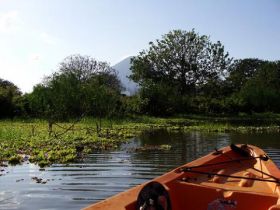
xmin=83 ymin=145 xmax=280 ymax=210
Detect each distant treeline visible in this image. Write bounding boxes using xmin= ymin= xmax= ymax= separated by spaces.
xmin=1 ymin=29 xmax=280 ymax=120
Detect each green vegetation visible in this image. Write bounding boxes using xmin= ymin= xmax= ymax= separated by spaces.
xmin=0 ymin=30 xmax=280 ymax=120
xmin=1 ymin=30 xmax=280 ymax=120
xmin=1 ymin=115 xmax=280 ymax=166
xmin=129 ymin=30 xmax=280 ymax=115
xmin=0 ymin=119 xmax=141 ymax=167
xmin=1 ymin=29 xmax=280 ymax=166
xmin=130 ymin=29 xmax=232 ymax=115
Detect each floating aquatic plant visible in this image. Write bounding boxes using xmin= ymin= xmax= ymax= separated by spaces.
xmin=0 ymin=117 xmax=279 ymax=167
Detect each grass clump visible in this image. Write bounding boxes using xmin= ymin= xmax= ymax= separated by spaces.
xmin=8 ymin=155 xmax=22 ymax=165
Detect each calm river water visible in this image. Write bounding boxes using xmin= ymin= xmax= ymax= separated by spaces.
xmin=1 ymin=130 xmax=280 ymax=210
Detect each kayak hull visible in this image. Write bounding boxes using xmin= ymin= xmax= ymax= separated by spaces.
xmin=83 ymin=145 xmax=280 ymax=210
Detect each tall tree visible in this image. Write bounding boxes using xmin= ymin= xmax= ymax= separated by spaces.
xmin=130 ymin=29 xmax=232 ymax=115
xmin=130 ymin=29 xmax=232 ymax=95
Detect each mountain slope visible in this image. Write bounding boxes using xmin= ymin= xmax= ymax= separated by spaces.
xmin=113 ymin=56 xmax=138 ymax=95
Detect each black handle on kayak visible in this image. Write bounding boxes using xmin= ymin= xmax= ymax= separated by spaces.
xmin=230 ymin=144 xmax=251 ymax=157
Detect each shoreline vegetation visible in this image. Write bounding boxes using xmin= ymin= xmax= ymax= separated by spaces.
xmin=1 ymin=113 xmax=280 ymax=168
xmin=1 ymin=30 xmax=280 ymax=169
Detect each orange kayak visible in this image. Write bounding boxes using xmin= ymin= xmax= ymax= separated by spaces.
xmin=83 ymin=144 xmax=280 ymax=210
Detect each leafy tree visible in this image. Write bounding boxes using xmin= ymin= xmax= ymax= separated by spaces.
xmin=138 ymin=82 xmax=175 ymax=115
xmin=130 ymin=29 xmax=232 ymax=115
xmin=239 ymin=61 xmax=280 ymax=112
xmin=0 ymin=78 xmax=22 ymax=118
xmin=28 ymin=84 xmax=54 ymax=117
xmin=83 ymin=73 xmax=123 ymax=130
xmin=28 ymin=55 xmax=123 ymax=132
xmin=227 ymin=58 xmax=266 ymax=93
xmin=131 ymin=29 xmax=232 ymax=95
xmin=121 ymin=94 xmax=142 ymax=115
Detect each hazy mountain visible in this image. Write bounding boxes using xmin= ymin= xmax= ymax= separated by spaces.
xmin=112 ymin=56 xmax=138 ymax=95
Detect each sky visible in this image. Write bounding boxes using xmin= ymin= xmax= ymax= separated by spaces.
xmin=0 ymin=0 xmax=279 ymax=93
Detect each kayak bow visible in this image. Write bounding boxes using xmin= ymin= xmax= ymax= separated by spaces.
xmin=83 ymin=144 xmax=280 ymax=210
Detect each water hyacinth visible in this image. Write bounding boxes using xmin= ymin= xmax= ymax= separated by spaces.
xmin=0 ymin=117 xmax=279 ymax=167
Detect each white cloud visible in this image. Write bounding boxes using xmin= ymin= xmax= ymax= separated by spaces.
xmin=0 ymin=10 xmax=21 ymax=33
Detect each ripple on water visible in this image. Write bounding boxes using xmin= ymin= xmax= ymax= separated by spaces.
xmin=0 ymin=191 xmax=20 ymax=210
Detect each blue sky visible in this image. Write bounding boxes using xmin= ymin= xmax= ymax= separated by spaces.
xmin=0 ymin=0 xmax=279 ymax=93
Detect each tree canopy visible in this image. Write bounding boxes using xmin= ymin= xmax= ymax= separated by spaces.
xmin=130 ymin=29 xmax=232 ymax=95
xmin=239 ymin=61 xmax=280 ymax=112
xmin=227 ymin=58 xmax=266 ymax=93
xmin=130 ymin=29 xmax=232 ymax=115
xmin=28 ymin=55 xmax=123 ymax=120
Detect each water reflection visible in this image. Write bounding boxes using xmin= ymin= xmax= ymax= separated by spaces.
xmin=1 ymin=130 xmax=280 ymax=210
xmin=136 ymin=130 xmax=231 ymax=165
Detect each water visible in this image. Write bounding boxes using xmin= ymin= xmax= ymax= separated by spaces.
xmin=1 ymin=130 xmax=280 ymax=210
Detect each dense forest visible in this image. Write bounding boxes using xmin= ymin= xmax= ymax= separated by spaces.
xmin=1 ymin=29 xmax=280 ymax=120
